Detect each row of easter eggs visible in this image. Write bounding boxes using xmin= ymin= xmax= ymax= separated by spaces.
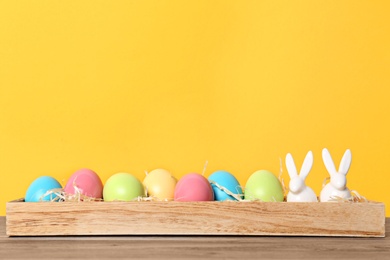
xmin=25 ymin=168 xmax=285 ymax=202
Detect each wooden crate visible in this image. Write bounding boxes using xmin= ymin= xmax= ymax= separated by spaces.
xmin=6 ymin=199 xmax=385 ymax=237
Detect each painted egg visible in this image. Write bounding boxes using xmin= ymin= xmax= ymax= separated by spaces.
xmin=103 ymin=172 xmax=144 ymax=201
xmin=174 ymin=173 xmax=214 ymax=201
xmin=244 ymin=170 xmax=284 ymax=202
xmin=143 ymin=169 xmax=177 ymax=200
xmin=64 ymin=168 xmax=103 ymax=199
xmin=25 ymin=176 xmax=62 ymax=202
xmin=208 ymin=170 xmax=243 ymax=201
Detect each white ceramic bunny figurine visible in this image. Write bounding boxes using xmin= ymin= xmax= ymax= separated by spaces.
xmin=286 ymin=151 xmax=318 ymax=202
xmin=320 ymin=148 xmax=352 ymax=202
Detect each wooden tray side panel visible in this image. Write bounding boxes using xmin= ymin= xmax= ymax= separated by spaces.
xmin=6 ymin=201 xmax=385 ymax=237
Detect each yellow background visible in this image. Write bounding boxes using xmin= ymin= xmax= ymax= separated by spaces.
xmin=0 ymin=1 xmax=389 ymax=216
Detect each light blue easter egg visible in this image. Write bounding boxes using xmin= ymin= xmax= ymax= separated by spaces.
xmin=208 ymin=170 xmax=243 ymax=201
xmin=25 ymin=176 xmax=62 ymax=202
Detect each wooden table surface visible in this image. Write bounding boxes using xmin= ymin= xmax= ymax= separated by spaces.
xmin=0 ymin=217 xmax=389 ymax=259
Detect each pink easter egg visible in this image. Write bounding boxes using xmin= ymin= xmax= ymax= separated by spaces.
xmin=174 ymin=173 xmax=214 ymax=201
xmin=64 ymin=168 xmax=103 ymax=199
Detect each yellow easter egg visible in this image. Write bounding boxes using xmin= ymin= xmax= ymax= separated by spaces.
xmin=143 ymin=169 xmax=177 ymax=200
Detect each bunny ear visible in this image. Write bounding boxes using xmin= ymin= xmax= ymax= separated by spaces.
xmin=286 ymin=153 xmax=298 ymax=178
xmin=299 ymin=151 xmax=313 ymax=180
xmin=322 ymin=148 xmax=337 ymax=175
xmin=339 ymin=149 xmax=352 ymax=175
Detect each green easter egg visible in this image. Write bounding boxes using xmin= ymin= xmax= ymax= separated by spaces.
xmin=103 ymin=173 xmax=144 ymax=201
xmin=244 ymin=170 xmax=284 ymax=202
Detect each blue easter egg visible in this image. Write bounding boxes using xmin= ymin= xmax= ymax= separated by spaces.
xmin=25 ymin=176 xmax=62 ymax=202
xmin=208 ymin=170 xmax=243 ymax=201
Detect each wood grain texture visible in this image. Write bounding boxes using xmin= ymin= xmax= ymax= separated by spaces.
xmin=0 ymin=217 xmax=389 ymax=260
xmin=6 ymin=200 xmax=385 ymax=237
